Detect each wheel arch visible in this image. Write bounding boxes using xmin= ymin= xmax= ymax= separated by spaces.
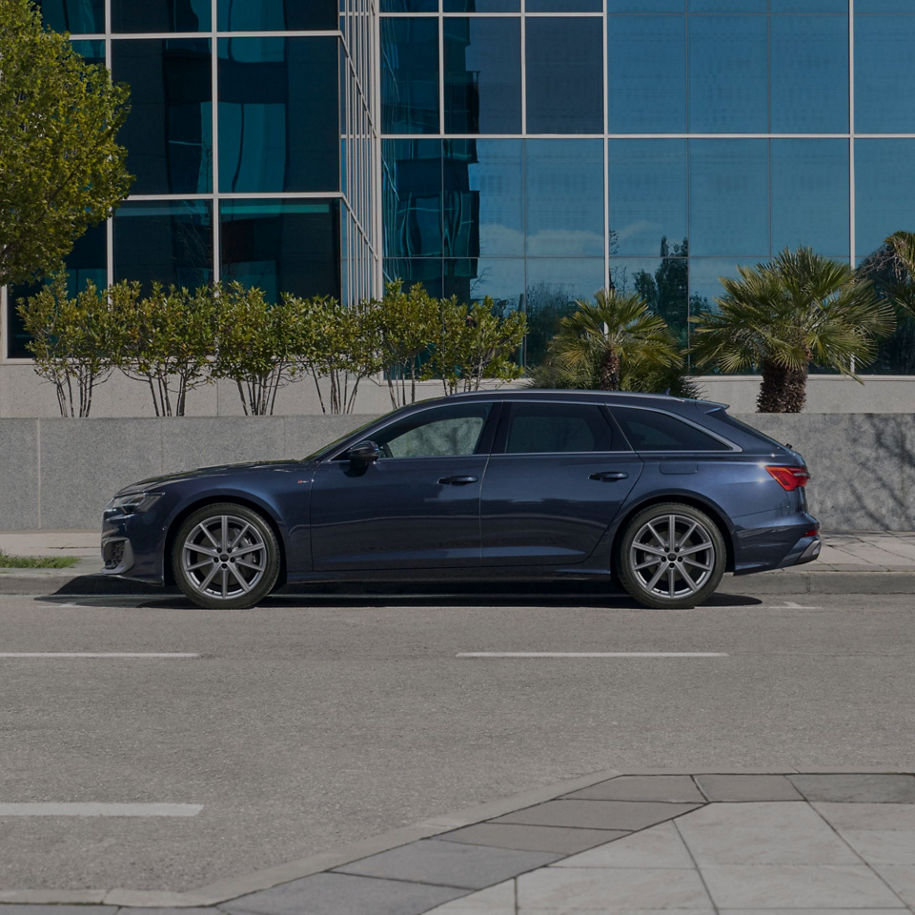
xmin=611 ymin=493 xmax=735 ymax=575
xmin=163 ymin=494 xmax=288 ymax=588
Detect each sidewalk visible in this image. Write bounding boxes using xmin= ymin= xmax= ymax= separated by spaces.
xmin=1 ymin=530 xmax=915 ymax=596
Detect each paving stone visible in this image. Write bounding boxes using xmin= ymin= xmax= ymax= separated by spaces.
xmin=870 ymin=864 xmax=915 ymax=908
xmin=489 ymin=799 xmax=701 ymax=831
xmin=717 ymin=910 xmax=908 ymax=914
xmin=118 ymin=910 xmax=216 ymax=914
xmin=675 ymin=802 xmax=860 ymax=865
xmin=219 ymin=872 xmax=464 ymax=915
xmin=562 ymin=775 xmax=706 ymax=803
xmin=701 ymin=864 xmax=905 ymax=909
xmin=839 ymin=829 xmax=915 ymax=864
xmin=789 ymin=773 xmax=915 ymax=803
xmin=333 ymin=838 xmax=560 ymax=890
xmin=555 ymin=822 xmax=694 ymax=869
xmin=437 ymin=823 xmax=627 ymax=854
xmin=694 ymin=773 xmax=802 ymax=802
xmin=0 ymin=909 xmax=115 ymax=914
xmin=516 ymin=866 xmax=713 ymax=911
xmin=422 ymin=880 xmax=515 ymax=913
xmin=814 ymin=802 xmax=915 ymax=831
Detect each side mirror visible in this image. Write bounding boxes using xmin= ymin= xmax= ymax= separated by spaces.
xmin=347 ymin=440 xmax=382 ymax=469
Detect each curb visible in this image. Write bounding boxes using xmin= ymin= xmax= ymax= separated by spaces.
xmin=2 ymin=570 xmax=915 ymax=599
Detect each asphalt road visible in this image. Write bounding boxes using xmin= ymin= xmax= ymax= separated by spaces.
xmin=1 ymin=585 xmax=913 ymax=894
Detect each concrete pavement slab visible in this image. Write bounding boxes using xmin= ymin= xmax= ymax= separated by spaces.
xmin=870 ymin=864 xmax=915 ymax=908
xmin=436 ymin=823 xmax=626 ymax=855
xmin=561 ymin=774 xmax=706 ymax=803
xmin=423 ymin=880 xmax=515 ymax=914
xmin=700 ymin=864 xmax=906 ymax=909
xmin=674 ymin=802 xmax=861 ymax=865
xmin=553 ymin=822 xmax=694 ymax=869
xmin=694 ymin=773 xmax=803 ymax=802
xmin=219 ymin=872 xmax=465 ymax=915
xmin=489 ymin=799 xmax=702 ymax=831
xmin=332 ymin=838 xmax=560 ymax=889
xmin=814 ymin=802 xmax=915 ymax=830
xmin=516 ymin=865 xmax=714 ymax=911
xmin=789 ymin=773 xmax=915 ymax=803
xmin=838 ymin=829 xmax=915 ymax=864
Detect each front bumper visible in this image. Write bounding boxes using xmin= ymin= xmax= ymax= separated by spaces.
xmin=100 ymin=510 xmax=167 ymax=585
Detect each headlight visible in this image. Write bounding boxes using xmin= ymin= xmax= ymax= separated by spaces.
xmin=106 ymin=491 xmax=164 ymax=514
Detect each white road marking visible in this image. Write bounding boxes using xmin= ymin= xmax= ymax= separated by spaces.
xmin=457 ymin=651 xmax=728 ymax=658
xmin=0 ymin=803 xmax=202 ymax=817
xmin=0 ymin=652 xmax=200 ymax=659
xmin=766 ymin=602 xmax=823 ymax=610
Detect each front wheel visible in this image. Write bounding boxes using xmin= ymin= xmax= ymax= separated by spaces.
xmin=172 ymin=503 xmax=280 ymax=609
xmin=618 ymin=503 xmax=726 ymax=609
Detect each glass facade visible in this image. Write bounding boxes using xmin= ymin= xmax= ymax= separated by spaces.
xmin=6 ymin=1 xmax=915 ymax=375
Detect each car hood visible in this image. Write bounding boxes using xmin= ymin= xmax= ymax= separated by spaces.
xmin=120 ymin=460 xmax=310 ymax=492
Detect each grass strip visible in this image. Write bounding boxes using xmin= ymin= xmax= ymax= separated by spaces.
xmin=0 ymin=551 xmax=79 ymax=569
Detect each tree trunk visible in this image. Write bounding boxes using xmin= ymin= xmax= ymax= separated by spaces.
xmin=598 ymin=348 xmax=620 ymax=390
xmin=757 ymin=359 xmax=808 ymax=413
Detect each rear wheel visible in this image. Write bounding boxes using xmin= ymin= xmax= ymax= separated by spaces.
xmin=172 ymin=503 xmax=280 ymax=609
xmin=618 ymin=503 xmax=725 ymax=609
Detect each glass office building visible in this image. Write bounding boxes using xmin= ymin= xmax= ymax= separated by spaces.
xmin=6 ymin=0 xmax=915 ymax=374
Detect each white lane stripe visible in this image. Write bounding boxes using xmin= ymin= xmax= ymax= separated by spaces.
xmin=0 ymin=803 xmax=202 ymax=817
xmin=0 ymin=652 xmax=200 ymax=659
xmin=457 ymin=652 xmax=728 ymax=658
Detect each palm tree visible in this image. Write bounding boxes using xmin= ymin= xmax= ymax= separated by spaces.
xmin=690 ymin=247 xmax=894 ymax=413
xmin=884 ymin=230 xmax=915 ymax=318
xmin=531 ymin=289 xmax=684 ymax=392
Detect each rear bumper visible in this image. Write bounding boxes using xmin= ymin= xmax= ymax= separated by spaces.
xmin=732 ymin=513 xmax=820 ymax=576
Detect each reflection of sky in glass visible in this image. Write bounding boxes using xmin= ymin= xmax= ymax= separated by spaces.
xmin=688 ymin=257 xmax=746 ymax=309
xmin=855 ymin=15 xmax=915 ymax=133
xmin=526 ymin=140 xmax=604 ymax=257
xmin=609 ymin=140 xmax=687 ymax=258
xmin=689 ymin=16 xmax=767 ymax=133
xmin=772 ymin=140 xmax=848 ymax=258
xmin=855 ymin=139 xmax=915 ymax=260
xmin=444 ymin=258 xmax=524 ymax=309
xmin=468 ymin=141 xmax=523 ymax=257
xmin=772 ymin=15 xmax=848 ymax=133
xmin=608 ymin=16 xmax=685 ymax=133
xmin=689 ymin=140 xmax=768 ymax=258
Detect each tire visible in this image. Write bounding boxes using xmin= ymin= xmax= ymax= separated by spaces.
xmin=172 ymin=503 xmax=280 ymax=609
xmin=618 ymin=502 xmax=726 ymax=609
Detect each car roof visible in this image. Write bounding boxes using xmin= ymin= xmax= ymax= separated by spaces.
xmin=428 ymin=389 xmax=728 ymax=411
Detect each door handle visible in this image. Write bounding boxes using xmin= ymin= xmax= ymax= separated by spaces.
xmin=438 ymin=475 xmax=478 ymax=485
xmin=589 ymin=471 xmax=629 ymax=482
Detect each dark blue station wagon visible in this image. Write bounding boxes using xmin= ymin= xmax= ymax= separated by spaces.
xmin=102 ymin=391 xmax=821 ymax=610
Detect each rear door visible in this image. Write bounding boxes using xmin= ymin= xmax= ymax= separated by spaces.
xmin=479 ymin=400 xmax=642 ymax=567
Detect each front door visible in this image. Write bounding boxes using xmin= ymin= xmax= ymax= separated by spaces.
xmin=310 ymin=401 xmax=496 ymax=571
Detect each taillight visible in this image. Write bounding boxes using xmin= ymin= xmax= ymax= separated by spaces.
xmin=765 ymin=465 xmax=810 ymax=491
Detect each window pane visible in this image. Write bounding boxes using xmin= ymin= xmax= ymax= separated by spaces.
xmin=855 ymin=15 xmax=915 ymax=133
xmin=384 ymin=258 xmax=444 ymax=297
xmin=444 ymin=17 xmax=521 ymax=134
xmin=689 ymin=0 xmax=764 ymax=9
xmin=443 ymin=258 xmax=524 ymax=311
xmin=37 ymin=0 xmax=104 ymax=33
xmin=772 ymin=0 xmax=847 ymax=9
xmin=609 ymin=254 xmax=689 ymax=347
xmin=608 ymin=0 xmax=683 ymax=9
xmin=688 ymin=15 xmax=767 ymax=132
xmin=526 ymin=140 xmax=604 ymax=257
xmin=526 ymin=18 xmax=603 ymax=134
xmin=527 ymin=0 xmax=602 ymax=10
xmin=855 ymin=139 xmax=915 ymax=261
xmin=609 ymin=140 xmax=687 ymax=258
xmin=217 ymin=0 xmax=336 ymax=30
xmin=608 ymin=15 xmax=686 ymax=133
xmin=220 ymin=199 xmax=340 ymax=301
xmin=688 ymin=257 xmax=743 ymax=311
xmin=443 ymin=140 xmax=522 ymax=258
xmin=611 ymin=407 xmax=730 ymax=451
xmin=219 ymin=37 xmax=338 ymax=193
xmin=111 ymin=0 xmax=210 ymax=31
xmin=383 ymin=139 xmax=442 ymax=258
xmin=71 ymin=39 xmax=105 ymax=63
xmin=443 ymin=0 xmax=519 ymax=9
xmin=380 ymin=0 xmax=438 ymax=10
xmin=504 ymin=403 xmax=613 ymax=454
xmin=114 ymin=200 xmax=213 ymax=290
xmin=689 ymin=140 xmax=768 ymax=258
xmin=771 ymin=140 xmax=849 ymax=259
xmin=112 ymin=39 xmax=212 ymax=195
xmin=857 ymin=0 xmax=915 ymax=9
xmin=377 ymin=404 xmax=493 ymax=458
xmin=772 ymin=15 xmax=848 ymax=133
xmin=381 ymin=17 xmax=440 ymax=134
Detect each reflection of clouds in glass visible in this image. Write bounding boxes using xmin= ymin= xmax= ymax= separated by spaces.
xmin=479 ymin=224 xmax=524 ymax=256
xmin=526 ymin=228 xmax=605 ymax=257
xmin=615 ymin=220 xmax=660 ymax=245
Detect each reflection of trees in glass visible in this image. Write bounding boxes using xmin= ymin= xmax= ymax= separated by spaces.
xmin=523 ymin=283 xmax=578 ymax=369
xmin=855 ymin=234 xmax=915 ymax=375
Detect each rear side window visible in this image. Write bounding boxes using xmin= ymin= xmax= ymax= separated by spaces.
xmin=611 ymin=406 xmax=731 ymax=452
xmin=502 ymin=402 xmax=616 ymax=454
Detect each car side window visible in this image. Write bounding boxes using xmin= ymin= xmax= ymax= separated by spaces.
xmin=375 ymin=403 xmax=492 ymax=458
xmin=611 ymin=406 xmax=731 ymax=452
xmin=502 ymin=402 xmax=615 ymax=454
